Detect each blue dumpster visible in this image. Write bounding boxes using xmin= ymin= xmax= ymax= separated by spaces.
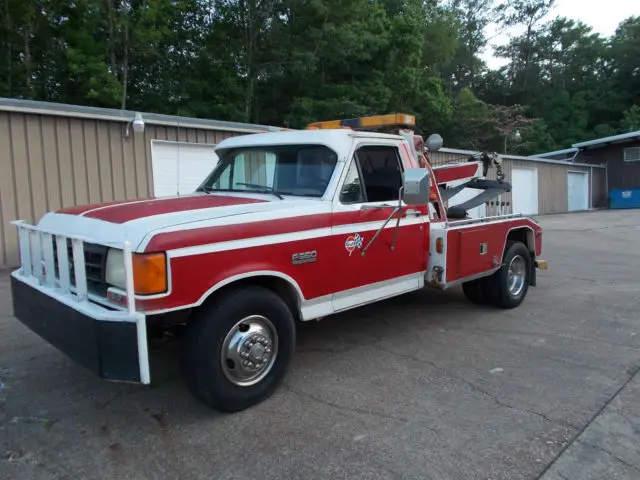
xmin=609 ymin=188 xmax=640 ymax=209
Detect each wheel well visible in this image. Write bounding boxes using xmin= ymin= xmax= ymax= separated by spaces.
xmin=202 ymin=276 xmax=302 ymax=321
xmin=507 ymin=228 xmax=535 ymax=254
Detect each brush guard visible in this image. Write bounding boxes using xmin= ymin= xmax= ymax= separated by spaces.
xmin=9 ymin=220 xmax=150 ymax=384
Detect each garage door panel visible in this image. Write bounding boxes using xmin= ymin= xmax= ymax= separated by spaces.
xmin=151 ymin=141 xmax=219 ymax=197
xmin=511 ymin=168 xmax=538 ymax=215
xmin=567 ymin=172 xmax=589 ymax=211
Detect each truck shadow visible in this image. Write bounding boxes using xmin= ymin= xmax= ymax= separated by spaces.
xmin=147 ymin=285 xmax=483 ymax=390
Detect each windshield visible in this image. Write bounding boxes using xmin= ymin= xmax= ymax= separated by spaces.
xmin=199 ymin=144 xmax=339 ymax=198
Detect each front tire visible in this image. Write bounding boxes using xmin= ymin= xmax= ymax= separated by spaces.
xmin=182 ymin=286 xmax=296 ymax=412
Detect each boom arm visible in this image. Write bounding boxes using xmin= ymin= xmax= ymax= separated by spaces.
xmin=432 ymin=152 xmax=511 ymax=219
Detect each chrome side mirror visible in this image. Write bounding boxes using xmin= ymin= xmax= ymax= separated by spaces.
xmin=403 ymin=168 xmax=431 ymax=205
xmin=426 ymin=134 xmax=443 ymax=152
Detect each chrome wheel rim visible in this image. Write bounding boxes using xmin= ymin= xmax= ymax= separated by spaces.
xmin=507 ymin=255 xmax=526 ymax=297
xmin=221 ymin=315 xmax=278 ymax=387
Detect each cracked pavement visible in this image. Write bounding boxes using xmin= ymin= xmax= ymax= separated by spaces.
xmin=1 ymin=209 xmax=639 ymax=480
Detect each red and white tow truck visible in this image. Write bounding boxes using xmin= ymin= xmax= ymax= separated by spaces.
xmin=10 ymin=114 xmax=547 ymax=412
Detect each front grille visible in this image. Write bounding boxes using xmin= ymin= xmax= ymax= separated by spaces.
xmin=53 ymin=240 xmax=110 ymax=297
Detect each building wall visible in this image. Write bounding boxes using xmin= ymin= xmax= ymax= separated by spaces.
xmin=428 ymin=149 xmax=606 ymax=214
xmin=0 ymin=111 xmax=241 ymax=268
xmin=576 ymin=139 xmax=640 ymax=192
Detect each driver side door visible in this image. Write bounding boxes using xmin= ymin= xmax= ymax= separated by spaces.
xmin=330 ymin=142 xmax=428 ymax=312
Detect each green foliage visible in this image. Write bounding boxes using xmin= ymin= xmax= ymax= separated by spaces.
xmin=0 ymin=1 xmax=637 ymax=155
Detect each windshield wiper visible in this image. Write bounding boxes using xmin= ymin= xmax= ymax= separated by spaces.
xmin=235 ymin=182 xmax=284 ymax=200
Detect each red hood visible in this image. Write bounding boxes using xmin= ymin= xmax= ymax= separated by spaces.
xmin=56 ymin=195 xmax=267 ymax=224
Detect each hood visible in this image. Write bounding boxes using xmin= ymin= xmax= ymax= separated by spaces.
xmin=38 ymin=193 xmax=330 ymax=251
xmin=55 ymin=194 xmax=268 ymax=223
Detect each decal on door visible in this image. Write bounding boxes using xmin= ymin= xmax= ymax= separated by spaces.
xmin=345 ymin=233 xmax=364 ymax=256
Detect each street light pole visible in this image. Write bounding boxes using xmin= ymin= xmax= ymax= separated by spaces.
xmin=504 ymin=127 xmax=521 ymax=154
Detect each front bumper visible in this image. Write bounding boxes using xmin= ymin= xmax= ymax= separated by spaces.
xmin=11 ymin=272 xmax=150 ymax=383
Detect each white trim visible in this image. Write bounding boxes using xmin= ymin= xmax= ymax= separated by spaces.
xmin=77 ymin=195 xmax=184 ymax=217
xmin=143 ymin=270 xmax=306 ymax=317
xmin=332 ymin=272 xmax=423 ymax=312
xmin=166 ymin=215 xmax=425 ymax=259
xmin=300 ymin=272 xmax=424 ymax=320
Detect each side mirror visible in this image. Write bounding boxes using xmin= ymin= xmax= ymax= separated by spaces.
xmin=403 ymin=168 xmax=431 ymax=205
xmin=426 ymin=134 xmax=443 ymax=152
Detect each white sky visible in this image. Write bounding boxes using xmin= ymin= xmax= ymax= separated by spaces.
xmin=480 ymin=0 xmax=639 ymax=69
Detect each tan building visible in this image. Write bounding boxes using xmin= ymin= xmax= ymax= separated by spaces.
xmin=0 ymin=98 xmax=281 ymax=268
xmin=429 ymin=148 xmax=607 ymax=217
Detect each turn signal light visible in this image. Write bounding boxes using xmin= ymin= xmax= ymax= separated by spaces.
xmin=436 ymin=237 xmax=443 ymax=253
xmin=133 ymin=252 xmax=167 ymax=295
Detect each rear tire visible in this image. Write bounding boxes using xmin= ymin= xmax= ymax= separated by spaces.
xmin=486 ymin=240 xmax=531 ymax=309
xmin=181 ymin=285 xmax=296 ymax=412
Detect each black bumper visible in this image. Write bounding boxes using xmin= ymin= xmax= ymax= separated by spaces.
xmin=11 ymin=275 xmax=143 ymax=383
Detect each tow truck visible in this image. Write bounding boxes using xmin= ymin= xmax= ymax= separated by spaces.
xmin=9 ymin=113 xmax=547 ymax=412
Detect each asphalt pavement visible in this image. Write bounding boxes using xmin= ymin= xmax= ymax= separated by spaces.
xmin=1 ymin=209 xmax=639 ymax=480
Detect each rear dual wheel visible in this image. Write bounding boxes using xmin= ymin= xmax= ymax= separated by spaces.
xmin=462 ymin=240 xmax=531 ymax=309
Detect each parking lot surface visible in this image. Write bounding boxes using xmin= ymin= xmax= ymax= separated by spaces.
xmin=1 ymin=210 xmax=639 ymax=480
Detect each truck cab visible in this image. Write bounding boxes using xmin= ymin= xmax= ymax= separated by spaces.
xmin=9 ymin=113 xmax=546 ymax=413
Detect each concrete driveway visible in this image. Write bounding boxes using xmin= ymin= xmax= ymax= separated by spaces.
xmin=1 ymin=210 xmax=639 ymax=480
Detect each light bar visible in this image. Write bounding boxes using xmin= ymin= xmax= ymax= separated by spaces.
xmin=307 ymin=113 xmax=416 ymax=131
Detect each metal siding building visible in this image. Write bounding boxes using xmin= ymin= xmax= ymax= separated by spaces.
xmin=576 ymin=139 xmax=640 ymax=192
xmin=0 ymin=98 xmax=280 ymax=268
xmin=535 ymin=131 xmax=640 ymax=208
xmin=429 ymin=148 xmax=606 ymax=215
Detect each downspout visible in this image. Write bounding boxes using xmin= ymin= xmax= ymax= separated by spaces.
xmin=568 ymin=148 xmax=579 ymax=162
xmin=605 ymin=161 xmax=609 ymax=208
xmin=590 ymin=166 xmax=593 ymax=209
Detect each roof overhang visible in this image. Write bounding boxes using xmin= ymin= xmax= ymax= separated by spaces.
xmin=572 ymin=131 xmax=640 ymax=150
xmin=0 ymin=97 xmax=283 ymax=134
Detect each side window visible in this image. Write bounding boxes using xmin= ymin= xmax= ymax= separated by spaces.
xmin=355 ymin=145 xmax=403 ymax=202
xmin=339 ymin=161 xmax=365 ymax=204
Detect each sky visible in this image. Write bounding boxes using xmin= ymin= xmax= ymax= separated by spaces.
xmin=480 ymin=0 xmax=639 ymax=69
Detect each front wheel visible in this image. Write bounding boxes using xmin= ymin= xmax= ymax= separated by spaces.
xmin=181 ymin=285 xmax=296 ymax=412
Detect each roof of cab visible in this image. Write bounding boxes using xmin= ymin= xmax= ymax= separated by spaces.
xmin=216 ymin=128 xmax=404 ymax=156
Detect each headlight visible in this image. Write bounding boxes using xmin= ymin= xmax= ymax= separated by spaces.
xmin=105 ymin=248 xmax=126 ymax=289
xmin=105 ymin=248 xmax=168 ymax=295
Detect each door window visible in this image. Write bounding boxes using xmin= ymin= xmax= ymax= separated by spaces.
xmin=339 ymin=145 xmax=404 ymax=204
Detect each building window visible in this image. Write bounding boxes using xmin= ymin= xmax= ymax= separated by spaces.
xmin=623 ymin=147 xmax=640 ymax=162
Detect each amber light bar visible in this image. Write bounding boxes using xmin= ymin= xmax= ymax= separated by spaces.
xmin=307 ymin=113 xmax=416 ymax=131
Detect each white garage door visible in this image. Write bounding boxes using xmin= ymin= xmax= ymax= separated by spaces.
xmin=567 ymin=171 xmax=589 ymax=211
xmin=151 ymin=141 xmax=219 ymax=197
xmin=511 ymin=167 xmax=538 ymax=215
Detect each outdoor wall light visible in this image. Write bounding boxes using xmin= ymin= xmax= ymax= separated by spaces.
xmin=123 ymin=112 xmax=145 ymax=137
